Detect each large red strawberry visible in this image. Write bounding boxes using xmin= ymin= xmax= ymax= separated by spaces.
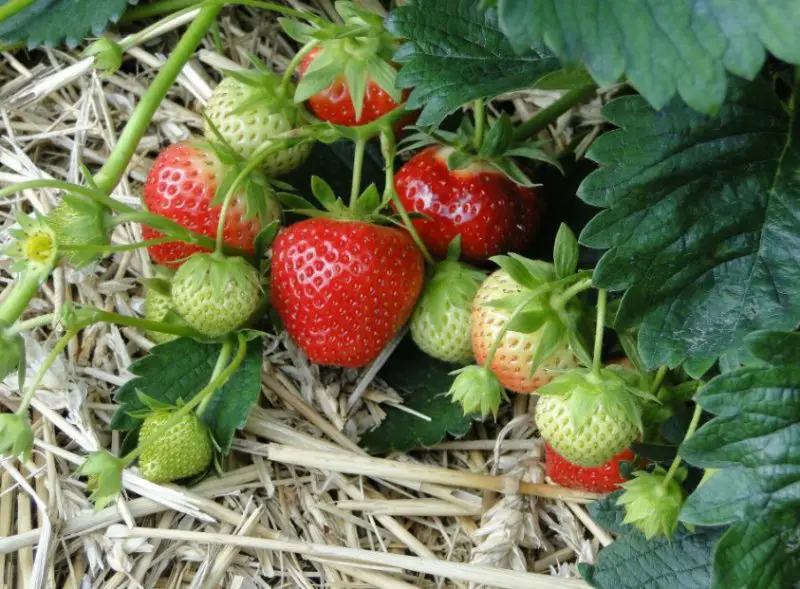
xmin=299 ymin=47 xmax=411 ymax=128
xmin=271 ymin=217 xmax=424 ymax=367
xmin=394 ymin=146 xmax=542 ymax=262
xmin=545 ymin=442 xmax=634 ymax=493
xmin=142 ymin=142 xmax=280 ymax=267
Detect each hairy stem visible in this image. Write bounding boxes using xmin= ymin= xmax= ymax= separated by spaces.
xmin=279 ymin=40 xmax=319 ymax=97
xmin=61 ymin=238 xmax=173 ymax=254
xmin=550 ymin=277 xmax=593 ymax=310
xmin=650 ymin=365 xmax=668 ymax=395
xmin=661 ymin=402 xmax=703 ymax=488
xmin=92 ymin=4 xmax=222 ymax=194
xmin=0 ymin=180 xmax=134 ymax=213
xmin=197 ymin=341 xmax=232 ymax=415
xmin=472 ymin=98 xmax=485 ymax=150
xmin=122 ymin=334 xmax=246 ymax=465
xmin=7 ymin=313 xmax=55 ymax=335
xmin=70 ymin=307 xmax=200 ymax=339
xmin=113 ymin=211 xmax=222 ymax=254
xmin=16 ymin=329 xmax=78 ymax=415
xmin=592 ymin=289 xmax=607 ymax=375
xmin=512 ymin=83 xmax=597 ymax=142
xmin=0 ymin=270 xmax=46 ymax=327
xmin=349 ymin=139 xmax=367 ymax=209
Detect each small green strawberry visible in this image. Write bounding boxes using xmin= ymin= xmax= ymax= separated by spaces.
xmin=45 ymin=197 xmax=111 ymax=267
xmin=137 ymin=410 xmax=213 ymax=483
xmin=144 ymin=276 xmax=181 ymax=345
xmin=617 ymin=466 xmax=685 ymax=538
xmin=534 ymin=365 xmax=655 ymax=467
xmin=410 ymin=242 xmax=485 ymax=364
xmin=171 ymin=253 xmax=261 ymax=338
xmin=205 ymin=73 xmax=313 ymax=177
xmin=448 ymin=365 xmax=505 ymax=418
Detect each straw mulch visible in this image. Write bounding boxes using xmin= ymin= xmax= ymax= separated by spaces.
xmin=0 ymin=2 xmax=612 ymax=587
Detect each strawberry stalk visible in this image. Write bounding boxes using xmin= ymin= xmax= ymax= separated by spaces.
xmin=512 ymin=83 xmax=598 ymax=142
xmin=60 ymin=237 xmax=173 ymax=254
xmin=661 ymin=402 xmax=703 ymax=489
xmin=380 ymin=130 xmax=435 ymax=265
xmin=279 ymin=40 xmax=320 ymax=98
xmin=109 ymin=211 xmax=222 ymax=255
xmin=472 ymin=99 xmax=485 ymax=150
xmin=61 ymin=306 xmax=203 ymax=339
xmin=592 ymin=289 xmax=607 ymax=375
xmin=121 ymin=333 xmax=247 ymax=466
xmin=15 ymin=328 xmax=78 ymax=416
xmin=349 ymin=139 xmax=367 ymax=208
xmin=0 ymin=270 xmax=46 ymax=328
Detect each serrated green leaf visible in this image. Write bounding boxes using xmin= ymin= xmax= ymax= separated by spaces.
xmin=386 ymin=0 xmax=561 ymax=126
xmin=360 ymin=338 xmax=473 ymax=453
xmin=680 ymin=331 xmax=800 ymax=589
xmin=588 ymin=490 xmax=628 ymax=534
xmin=581 ymin=526 xmax=723 ymax=589
xmin=0 ymin=0 xmax=132 ymax=48
xmin=111 ymin=337 xmax=263 ymax=455
xmin=496 ymin=0 xmax=800 ymax=114
xmin=579 ymin=79 xmax=800 ymax=372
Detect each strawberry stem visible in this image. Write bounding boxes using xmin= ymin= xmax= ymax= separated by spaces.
xmin=661 ymin=402 xmax=703 ymax=489
xmin=61 ymin=238 xmax=173 ymax=255
xmin=349 ymin=139 xmax=367 ymax=209
xmin=110 ymin=211 xmax=225 ymax=255
xmin=66 ymin=307 xmax=202 ymax=339
xmin=380 ymin=130 xmax=435 ymax=265
xmin=197 ymin=339 xmax=232 ymax=416
xmin=473 ymin=99 xmax=485 ymax=150
xmin=592 ymin=289 xmax=607 ymax=376
xmin=0 ymin=0 xmax=36 ymax=22
xmin=122 ymin=333 xmax=247 ymax=466
xmin=549 ymin=276 xmax=593 ymax=310
xmin=650 ymin=365 xmax=668 ymax=395
xmin=92 ymin=4 xmax=222 ymax=194
xmin=0 ymin=269 xmax=48 ymax=328
xmin=0 ymin=180 xmax=134 ymax=214
xmin=15 ymin=328 xmax=78 ymax=415
xmin=279 ymin=40 xmax=319 ymax=98
xmin=6 ymin=313 xmax=55 ymax=335
xmin=512 ymin=83 xmax=597 ymax=142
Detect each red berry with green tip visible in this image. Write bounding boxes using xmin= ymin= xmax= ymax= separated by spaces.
xmin=394 ymin=146 xmax=542 ymax=262
xmin=270 ymin=218 xmax=424 ymax=367
xmin=142 ymin=142 xmax=279 ymax=268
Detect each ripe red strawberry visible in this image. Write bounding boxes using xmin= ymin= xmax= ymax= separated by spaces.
xmin=142 ymin=142 xmax=280 ymax=268
xmin=545 ymin=442 xmax=634 ymax=493
xmin=394 ymin=146 xmax=542 ymax=262
xmin=299 ymin=47 xmax=410 ymax=127
xmin=271 ymin=218 xmax=424 ymax=367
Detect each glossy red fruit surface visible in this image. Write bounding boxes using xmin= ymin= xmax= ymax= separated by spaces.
xmin=545 ymin=442 xmax=635 ymax=493
xmin=299 ymin=47 xmax=411 ymax=127
xmin=393 ymin=146 xmax=542 ymax=262
xmin=141 ymin=142 xmax=264 ymax=268
xmin=271 ymin=218 xmax=424 ymax=367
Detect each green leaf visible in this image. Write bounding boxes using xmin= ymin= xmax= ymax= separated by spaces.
xmin=553 ymin=223 xmax=579 ymax=279
xmin=478 ymin=115 xmax=513 ymax=158
xmin=588 ymin=490 xmax=628 ymax=534
xmin=579 ymin=79 xmax=800 ymax=373
xmin=111 ymin=338 xmax=263 ymax=455
xmin=386 ymin=0 xmax=561 ymax=126
xmin=680 ymin=331 xmax=800 ymax=589
xmin=0 ymin=0 xmax=133 ymax=48
xmin=495 ymin=0 xmax=800 ymax=114
xmin=581 ymin=526 xmax=723 ymax=589
xmin=360 ymin=338 xmax=473 ymax=453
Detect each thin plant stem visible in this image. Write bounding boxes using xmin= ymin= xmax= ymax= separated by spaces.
xmin=197 ymin=342 xmax=232 ymax=415
xmin=661 ymin=402 xmax=703 ymax=488
xmin=0 ymin=270 xmax=46 ymax=327
xmin=349 ymin=139 xmax=367 ymax=208
xmin=472 ymin=98 xmax=485 ymax=150
xmin=592 ymin=289 xmax=607 ymax=375
xmin=120 ymin=0 xmax=203 ymax=22
xmin=70 ymin=307 xmax=201 ymax=339
xmin=279 ymin=40 xmax=319 ymax=97
xmin=16 ymin=329 xmax=78 ymax=415
xmin=61 ymin=238 xmax=172 ymax=254
xmin=650 ymin=365 xmax=668 ymax=394
xmin=7 ymin=314 xmax=55 ymax=335
xmin=512 ymin=83 xmax=597 ymax=142
xmin=0 ymin=180 xmax=134 ymax=213
xmin=122 ymin=334 xmax=246 ymax=465
xmin=550 ymin=277 xmax=592 ymax=309
xmin=0 ymin=0 xmax=36 ymax=22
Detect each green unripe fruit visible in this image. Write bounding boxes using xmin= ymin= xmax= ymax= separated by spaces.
xmin=138 ymin=411 xmax=213 ymax=483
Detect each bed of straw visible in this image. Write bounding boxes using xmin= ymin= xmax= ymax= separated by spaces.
xmin=0 ymin=2 xmax=615 ymax=588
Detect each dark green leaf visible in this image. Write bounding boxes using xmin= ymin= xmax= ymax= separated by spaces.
xmin=111 ymin=338 xmax=263 ymax=455
xmin=579 ymin=80 xmax=800 ymax=372
xmin=534 ymin=67 xmax=594 ymax=90
xmin=361 ymin=338 xmax=473 ymax=453
xmin=496 ymin=0 xmax=800 ymax=114
xmin=0 ymin=0 xmax=132 ymax=48
xmin=553 ymin=223 xmax=579 ymax=279
xmin=680 ymin=331 xmax=800 ymax=589
xmin=588 ymin=490 xmax=628 ymax=534
xmin=387 ymin=0 xmax=560 ymax=126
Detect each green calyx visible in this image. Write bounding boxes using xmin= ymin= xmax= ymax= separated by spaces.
xmin=84 ymin=37 xmax=123 ymax=77
xmin=618 ymin=466 xmax=686 ymax=539
xmin=399 ymin=114 xmax=563 ymax=187
xmin=45 ymin=196 xmax=112 ymax=267
xmin=448 ymin=364 xmax=505 ymax=418
xmin=0 ymin=328 xmax=24 ymax=386
xmin=143 ymin=275 xmax=184 ymax=345
xmin=282 ymin=1 xmax=400 ymax=121
xmin=4 ymin=213 xmax=59 ymax=275
xmin=75 ymin=450 xmax=125 ymax=510
xmin=281 ymin=175 xmax=394 ymax=223
xmin=0 ymin=413 xmax=34 ymax=462
xmin=536 ymin=365 xmax=656 ymax=434
xmin=217 ymin=62 xmax=302 ymax=122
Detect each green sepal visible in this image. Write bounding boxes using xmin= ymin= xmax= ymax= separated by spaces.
xmin=478 ymin=114 xmax=514 ymax=158
xmin=175 ymin=253 xmax=262 ymax=302
xmin=448 ymin=365 xmax=505 ymax=418
xmin=254 ymin=221 xmax=281 ymax=261
xmin=528 ymin=320 xmax=566 ymax=376
xmin=420 ymin=259 xmax=486 ymax=327
xmin=76 ymin=450 xmax=125 ymax=511
xmin=45 ymin=196 xmax=111 ymax=268
xmin=0 ymin=328 xmax=25 ymax=390
xmin=83 ymin=37 xmax=122 ymax=77
xmin=553 ymin=223 xmax=579 ymax=279
xmin=3 ymin=213 xmax=58 ymax=275
xmin=0 ymin=413 xmax=34 ymax=462
xmin=617 ymin=466 xmax=686 ymax=539
xmin=446 ymin=149 xmax=473 ymax=171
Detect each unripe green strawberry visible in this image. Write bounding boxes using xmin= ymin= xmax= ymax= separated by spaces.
xmin=204 ymin=75 xmax=313 ymax=177
xmin=138 ymin=411 xmax=213 ymax=483
xmin=45 ymin=198 xmax=110 ymax=267
xmin=534 ymin=365 xmax=653 ymax=467
xmin=618 ymin=466 xmax=685 ymax=538
xmin=144 ymin=279 xmax=179 ymax=345
xmin=410 ymin=258 xmax=485 ymax=364
xmin=171 ymin=253 xmax=261 ymax=338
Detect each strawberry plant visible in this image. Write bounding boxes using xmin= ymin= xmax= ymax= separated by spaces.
xmin=1 ymin=0 xmax=799 ymax=587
